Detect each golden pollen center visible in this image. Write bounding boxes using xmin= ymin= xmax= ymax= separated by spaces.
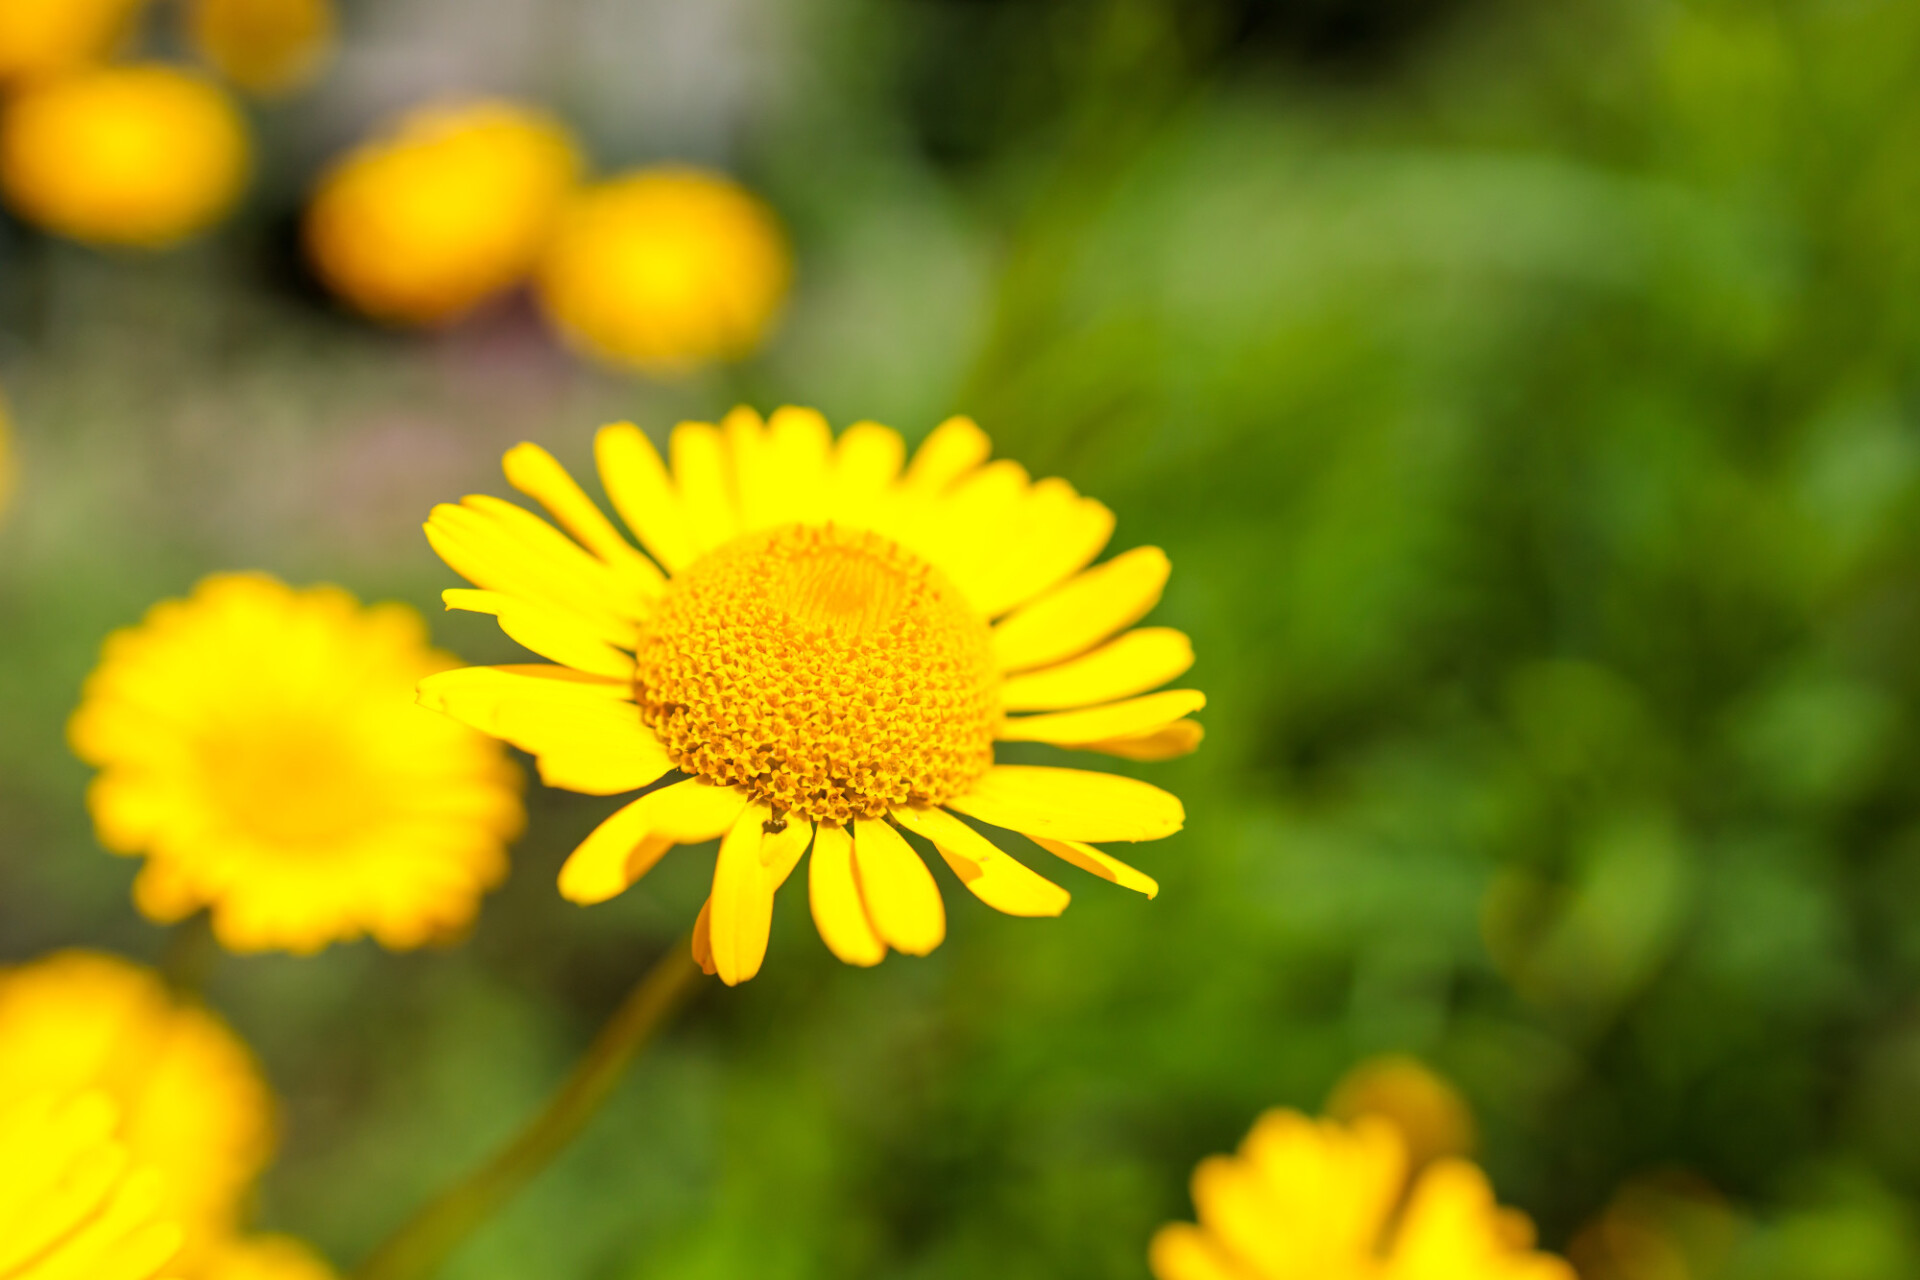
xmin=636 ymin=524 xmax=998 ymax=823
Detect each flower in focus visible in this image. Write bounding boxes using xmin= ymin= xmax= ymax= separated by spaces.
xmin=0 ymin=0 xmax=147 ymax=81
xmin=0 ymin=1091 xmax=182 ymax=1280
xmin=305 ymin=100 xmax=581 ymax=326
xmin=1150 ymin=1109 xmax=1575 ymax=1280
xmin=420 ymin=408 xmax=1199 ymax=985
xmin=0 ymin=951 xmax=274 ymax=1268
xmin=70 ymin=573 xmax=525 ymax=954
xmin=534 ymin=167 xmax=790 ymax=372
xmin=0 ymin=64 xmax=249 ymax=248
xmin=188 ymin=0 xmax=335 ymax=97
xmin=203 ymin=1234 xmax=340 ymax=1280
xmin=1327 ymin=1054 xmax=1477 ymax=1171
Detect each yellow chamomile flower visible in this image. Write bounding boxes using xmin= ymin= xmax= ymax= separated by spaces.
xmin=0 ymin=1091 xmax=183 ymax=1280
xmin=0 ymin=64 xmax=249 ymax=249
xmin=188 ymin=0 xmax=335 ymax=97
xmin=203 ymin=1234 xmax=338 ymax=1280
xmin=0 ymin=0 xmax=147 ymax=82
xmin=0 ymin=951 xmax=274 ymax=1269
xmin=1326 ymin=1054 xmax=1477 ymax=1171
xmin=1150 ymin=1109 xmax=1575 ymax=1280
xmin=70 ymin=573 xmax=525 ymax=954
xmin=418 ymin=408 xmax=1200 ymax=986
xmin=305 ymin=100 xmax=581 ymax=327
xmin=534 ymin=166 xmax=790 ymax=373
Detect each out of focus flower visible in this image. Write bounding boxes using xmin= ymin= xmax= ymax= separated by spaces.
xmin=0 ymin=951 xmax=274 ymax=1268
xmin=0 ymin=64 xmax=249 ymax=248
xmin=419 ymin=409 xmax=1197 ymax=985
xmin=70 ymin=573 xmax=525 ymax=954
xmin=204 ymin=1234 xmax=340 ymax=1280
xmin=305 ymin=101 xmax=580 ymax=326
xmin=534 ymin=167 xmax=790 ymax=372
xmin=188 ymin=0 xmax=335 ymax=97
xmin=1150 ymin=1109 xmax=1574 ymax=1280
xmin=1568 ymin=1173 xmax=1741 ymax=1280
xmin=1327 ymin=1054 xmax=1478 ymax=1170
xmin=0 ymin=0 xmax=147 ymax=81
xmin=0 ymin=1091 xmax=182 ymax=1280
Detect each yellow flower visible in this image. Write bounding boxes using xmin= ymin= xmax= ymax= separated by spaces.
xmin=203 ymin=1234 xmax=338 ymax=1280
xmin=0 ymin=0 xmax=147 ymax=81
xmin=70 ymin=573 xmax=525 ymax=954
xmin=0 ymin=64 xmax=249 ymax=248
xmin=1150 ymin=1109 xmax=1575 ymax=1280
xmin=0 ymin=951 xmax=274 ymax=1269
xmin=187 ymin=0 xmax=335 ymax=97
xmin=419 ymin=407 xmax=1199 ymax=985
xmin=0 ymin=1091 xmax=183 ymax=1280
xmin=305 ymin=101 xmax=581 ymax=327
xmin=534 ymin=167 xmax=790 ymax=373
xmin=1326 ymin=1054 xmax=1477 ymax=1170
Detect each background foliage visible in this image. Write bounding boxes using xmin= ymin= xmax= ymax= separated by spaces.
xmin=8 ymin=0 xmax=1920 ymax=1276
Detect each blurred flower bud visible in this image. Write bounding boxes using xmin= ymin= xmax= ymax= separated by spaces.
xmin=0 ymin=0 xmax=147 ymax=82
xmin=1326 ymin=1053 xmax=1477 ymax=1169
xmin=188 ymin=0 xmax=336 ymax=97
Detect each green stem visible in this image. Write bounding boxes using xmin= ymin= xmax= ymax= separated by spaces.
xmin=354 ymin=937 xmax=706 ymax=1280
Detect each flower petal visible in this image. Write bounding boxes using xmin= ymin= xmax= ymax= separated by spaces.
xmin=948 ymin=765 xmax=1184 ymax=842
xmin=1030 ymin=835 xmax=1159 ymax=898
xmin=442 ymin=590 xmax=634 ymax=680
xmin=851 ymin=818 xmax=945 ymax=955
xmin=808 ymin=823 xmax=885 ymax=966
xmin=992 ymin=546 xmax=1171 ymax=672
xmin=418 ymin=664 xmax=670 ymax=795
xmin=669 ymin=421 xmax=739 ymax=555
xmin=709 ymin=803 xmax=778 ymax=986
xmin=998 ymin=689 xmax=1205 ymax=746
xmin=903 ymin=415 xmax=989 ymax=492
xmin=1000 ymin=627 xmax=1195 ymax=711
xmin=558 ymin=780 xmax=747 ymax=904
xmin=893 ymin=805 xmax=1069 ymax=918
xmin=690 ymin=896 xmax=717 ymax=975
xmin=426 ymin=504 xmax=638 ymax=641
xmin=596 ymin=421 xmax=697 ymax=572
xmin=761 ymin=816 xmax=815 ymax=889
xmin=1148 ymin=1223 xmax=1262 ymax=1280
xmin=966 ymin=480 xmax=1114 ymax=618
xmin=1085 ymin=719 xmax=1205 ymax=762
xmin=502 ymin=441 xmax=666 ymax=596
xmin=828 ymin=421 xmax=905 ymax=525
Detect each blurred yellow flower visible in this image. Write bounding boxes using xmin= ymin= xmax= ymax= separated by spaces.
xmin=420 ymin=408 xmax=1198 ymax=986
xmin=305 ymin=100 xmax=581 ymax=327
xmin=1327 ymin=1054 xmax=1477 ymax=1170
xmin=0 ymin=0 xmax=147 ymax=81
xmin=1149 ymin=1109 xmax=1575 ymax=1280
xmin=70 ymin=573 xmax=525 ymax=954
xmin=188 ymin=0 xmax=335 ymax=97
xmin=0 ymin=1091 xmax=183 ymax=1280
xmin=535 ymin=167 xmax=790 ymax=372
xmin=204 ymin=1234 xmax=339 ymax=1280
xmin=0 ymin=64 xmax=249 ymax=248
xmin=0 ymin=951 xmax=274 ymax=1269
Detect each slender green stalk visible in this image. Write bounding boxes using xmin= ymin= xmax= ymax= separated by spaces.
xmin=355 ymin=938 xmax=706 ymax=1280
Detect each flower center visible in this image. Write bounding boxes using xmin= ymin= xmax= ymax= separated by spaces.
xmin=636 ymin=524 xmax=998 ymax=823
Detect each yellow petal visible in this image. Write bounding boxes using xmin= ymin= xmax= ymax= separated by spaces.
xmin=999 ymin=689 xmax=1205 ymax=746
xmin=1030 ymin=835 xmax=1159 ymax=898
xmin=992 ymin=546 xmax=1171 ymax=672
xmin=690 ymin=897 xmax=717 ymax=975
xmin=558 ymin=780 xmax=747 ymax=904
xmin=761 ymin=817 xmax=815 ymax=889
xmin=903 ymin=414 xmax=990 ymax=492
xmin=669 ymin=421 xmax=738 ymax=554
xmin=828 ymin=420 xmax=905 ymax=525
xmin=596 ymin=421 xmax=698 ymax=572
xmin=426 ymin=506 xmax=637 ymax=642
xmin=1086 ymin=718 xmax=1205 ymax=761
xmin=892 ymin=805 xmax=1069 ymax=918
xmin=417 ymin=663 xmax=670 ymax=795
xmin=808 ymin=823 xmax=885 ymax=966
xmin=502 ymin=440 xmax=666 ymax=595
xmin=446 ymin=495 xmax=651 ymax=626
xmin=967 ymin=480 xmax=1115 ymax=618
xmin=948 ymin=765 xmax=1184 ymax=842
xmin=709 ymin=803 xmax=777 ymax=986
xmin=1148 ymin=1223 xmax=1260 ymax=1280
xmin=1000 ymin=627 xmax=1195 ymax=711
xmin=851 ymin=818 xmax=946 ymax=955
xmin=442 ymin=589 xmax=635 ymax=680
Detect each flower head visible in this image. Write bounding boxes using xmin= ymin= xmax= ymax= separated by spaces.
xmin=0 ymin=951 xmax=274 ymax=1268
xmin=0 ymin=0 xmax=147 ymax=81
xmin=70 ymin=573 xmax=525 ymax=954
xmin=0 ymin=64 xmax=249 ymax=248
xmin=420 ymin=408 xmax=1199 ymax=984
xmin=1150 ymin=1109 xmax=1574 ymax=1280
xmin=534 ymin=167 xmax=790 ymax=373
xmin=188 ymin=0 xmax=335 ymax=97
xmin=0 ymin=1091 xmax=182 ymax=1280
xmin=305 ymin=100 xmax=581 ymax=326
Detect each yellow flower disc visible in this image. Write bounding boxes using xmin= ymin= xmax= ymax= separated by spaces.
xmin=1150 ymin=1108 xmax=1575 ymax=1280
xmin=534 ymin=167 xmax=791 ymax=372
xmin=305 ymin=100 xmax=581 ymax=326
xmin=0 ymin=0 xmax=147 ymax=81
xmin=0 ymin=952 xmax=274 ymax=1269
xmin=205 ymin=1234 xmax=339 ymax=1280
xmin=0 ymin=64 xmax=249 ymax=248
xmin=188 ymin=0 xmax=335 ymax=97
xmin=70 ymin=573 xmax=526 ymax=954
xmin=0 ymin=1091 xmax=183 ymax=1280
